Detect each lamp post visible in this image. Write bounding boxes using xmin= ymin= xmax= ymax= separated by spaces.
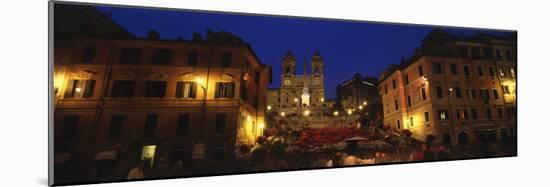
xmin=194 ymin=77 xmax=207 ymax=160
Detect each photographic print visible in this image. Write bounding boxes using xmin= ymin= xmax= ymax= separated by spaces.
xmin=50 ymin=2 xmax=517 ymax=185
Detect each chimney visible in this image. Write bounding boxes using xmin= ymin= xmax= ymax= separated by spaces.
xmin=147 ymin=30 xmax=160 ymax=40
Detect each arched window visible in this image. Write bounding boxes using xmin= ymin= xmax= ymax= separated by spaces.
xmin=314 ymin=67 xmax=320 ymax=74
xmin=285 ymin=67 xmax=291 ymax=74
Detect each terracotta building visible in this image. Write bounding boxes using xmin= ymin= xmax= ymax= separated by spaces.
xmin=52 ymin=5 xmax=271 ymax=183
xmin=378 ymin=29 xmax=516 ymax=147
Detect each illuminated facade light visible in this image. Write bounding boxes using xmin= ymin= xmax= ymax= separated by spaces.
xmin=448 ymin=87 xmax=453 ymax=92
xmin=333 ymin=111 xmax=339 ymax=116
xmin=294 ymin=98 xmax=299 ymax=102
xmin=321 ymin=98 xmax=325 ymax=102
xmin=75 ymin=87 xmax=81 ymax=93
xmin=347 ymin=109 xmax=353 ymax=115
xmin=303 ymin=110 xmax=310 ymax=116
xmin=267 ymin=105 xmax=272 ymax=110
xmin=363 ymin=101 xmax=367 ymax=105
xmin=195 ymin=77 xmax=204 ymax=86
xmin=359 ymin=105 xmax=363 ymax=110
xmin=280 ymin=112 xmax=285 ymax=116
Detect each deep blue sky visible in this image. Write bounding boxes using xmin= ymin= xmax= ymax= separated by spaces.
xmin=96 ymin=6 xmax=512 ymax=98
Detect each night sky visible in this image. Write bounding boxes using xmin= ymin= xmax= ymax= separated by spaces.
xmin=96 ymin=5 xmax=512 ymax=98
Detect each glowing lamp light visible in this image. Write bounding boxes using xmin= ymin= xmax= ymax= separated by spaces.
xmin=333 ymin=111 xmax=339 ymax=116
xmin=195 ymin=77 xmax=205 ymax=87
xmin=280 ymin=112 xmax=285 ymax=116
xmin=347 ymin=109 xmax=353 ymax=115
xmin=363 ymin=101 xmax=367 ymax=105
xmin=448 ymin=88 xmax=454 ymax=92
xmin=258 ymin=123 xmax=265 ymax=129
xmin=359 ymin=105 xmax=363 ymax=110
xmin=303 ymin=110 xmax=310 ymax=116
xmin=321 ymin=98 xmax=325 ymax=102
xmin=267 ymin=105 xmax=272 ymax=110
xmin=75 ymin=87 xmax=81 ymax=93
xmin=294 ymin=98 xmax=299 ymax=102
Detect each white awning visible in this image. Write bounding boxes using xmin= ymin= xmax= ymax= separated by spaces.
xmin=95 ymin=151 xmax=117 ymax=160
xmin=54 ymin=153 xmax=72 ymax=164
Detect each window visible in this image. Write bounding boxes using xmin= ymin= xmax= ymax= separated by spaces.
xmin=214 ymin=113 xmax=227 ymax=134
xmin=486 ymin=108 xmax=492 ymax=119
xmin=455 ymin=87 xmax=462 ymax=98
xmin=240 ymin=84 xmax=248 ymax=101
xmin=61 ymin=115 xmax=78 ymax=141
xmin=496 ymin=50 xmax=502 ymax=60
xmin=418 ymin=65 xmax=424 ymax=76
xmin=409 ymin=117 xmax=414 ymax=126
xmin=477 ymin=66 xmax=484 ymax=76
xmin=392 ymin=79 xmax=397 ymax=90
xmin=492 ymin=89 xmax=500 ymax=100
xmin=407 ymin=95 xmax=412 ymax=107
xmin=108 ymin=115 xmax=124 ymax=139
xmin=384 ymin=84 xmax=388 ymax=94
xmin=143 ymin=114 xmax=158 ymax=137
xmin=483 ymin=47 xmax=494 ymax=59
xmin=396 ymin=120 xmax=401 ymax=129
xmin=499 ymin=69 xmax=506 ymax=77
xmin=404 ymin=74 xmax=409 ymax=85
xmin=177 ymin=114 xmax=190 ymax=136
xmin=175 ymin=82 xmax=197 ymax=98
xmin=394 ymin=100 xmax=399 ymax=111
xmin=471 ymin=108 xmax=478 ymax=119
xmin=457 ymin=109 xmax=468 ymax=119
xmin=172 ymin=147 xmax=186 ymax=164
xmin=510 ymin=68 xmax=516 ymax=78
xmin=504 ymin=86 xmax=510 ymax=94
xmin=81 ymin=46 xmax=96 ymax=63
xmin=459 ymin=46 xmax=468 ymax=57
xmin=464 ymin=65 xmax=471 ymax=76
xmin=211 ymin=145 xmax=224 ymax=160
xmin=505 ymin=50 xmax=513 ymax=61
xmin=111 ymin=80 xmax=135 ymax=98
xmin=497 ymin=108 xmax=504 ymax=118
xmin=421 ymin=87 xmax=427 ymax=101
xmin=470 ymin=89 xmax=477 ymax=99
xmin=314 ymin=67 xmax=320 ymax=75
xmin=506 ymin=107 xmax=516 ymax=117
xmin=471 ymin=47 xmax=481 ymax=59
xmin=145 ymin=81 xmax=167 ymax=98
xmin=221 ymin=53 xmax=232 ymax=68
xmin=480 ymin=89 xmax=490 ymax=103
xmin=432 ymin=63 xmax=442 ymax=74
xmin=285 ymin=67 xmax=291 ymax=75
xmin=438 ymin=110 xmax=449 ymax=120
xmin=450 ymin=64 xmax=458 ymax=75
xmin=119 ymin=48 xmax=142 ymax=64
xmin=151 ymin=49 xmax=173 ymax=65
xmin=488 ymin=67 xmax=495 ymax=77
xmin=215 ymin=82 xmax=235 ymax=98
xmin=187 ymin=51 xmax=199 ymax=66
xmin=64 ymin=80 xmax=96 ymax=98
xmin=424 ymin=112 xmax=430 ymax=122
xmin=436 ymin=86 xmax=443 ymax=98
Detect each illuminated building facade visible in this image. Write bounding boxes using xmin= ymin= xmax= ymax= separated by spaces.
xmin=378 ymin=29 xmax=517 ymax=147
xmin=53 ymin=5 xmax=271 ymax=183
xmin=266 ymin=51 xmax=334 ymax=129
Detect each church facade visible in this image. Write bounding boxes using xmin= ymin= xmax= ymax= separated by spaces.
xmin=267 ymin=51 xmax=326 ymax=111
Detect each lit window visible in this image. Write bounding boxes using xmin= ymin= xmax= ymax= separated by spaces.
xmin=438 ymin=110 xmax=449 ymax=120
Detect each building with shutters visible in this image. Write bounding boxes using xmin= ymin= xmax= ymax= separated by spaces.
xmin=52 ymin=4 xmax=271 ymax=183
xmin=378 ymin=29 xmax=517 ymax=148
